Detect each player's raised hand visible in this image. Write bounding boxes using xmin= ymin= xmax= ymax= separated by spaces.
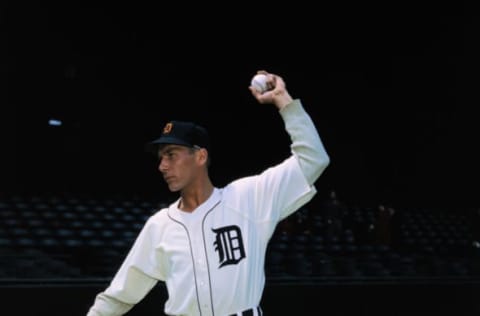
xmin=249 ymin=70 xmax=293 ymax=110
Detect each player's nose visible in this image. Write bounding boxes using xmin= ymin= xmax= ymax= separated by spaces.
xmin=158 ymin=159 xmax=168 ymax=173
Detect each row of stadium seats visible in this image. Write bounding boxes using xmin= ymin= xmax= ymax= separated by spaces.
xmin=1 ymin=192 xmax=479 ymax=280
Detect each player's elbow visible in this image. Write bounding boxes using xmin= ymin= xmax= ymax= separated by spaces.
xmin=313 ymin=151 xmax=330 ymax=179
xmin=320 ymin=154 xmax=330 ymax=171
xmin=298 ymin=150 xmax=330 ymax=185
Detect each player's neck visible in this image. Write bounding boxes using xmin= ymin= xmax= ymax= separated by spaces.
xmin=178 ymin=178 xmax=214 ymax=212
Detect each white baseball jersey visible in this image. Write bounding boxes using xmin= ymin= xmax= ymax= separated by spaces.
xmin=87 ymin=99 xmax=330 ymax=316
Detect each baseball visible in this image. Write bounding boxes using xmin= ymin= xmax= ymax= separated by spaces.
xmin=251 ymin=74 xmax=269 ymax=93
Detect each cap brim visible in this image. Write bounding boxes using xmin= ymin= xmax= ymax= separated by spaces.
xmin=144 ymin=136 xmax=193 ymax=154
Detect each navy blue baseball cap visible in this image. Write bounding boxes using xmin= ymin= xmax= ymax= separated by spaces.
xmin=145 ymin=120 xmax=210 ymax=154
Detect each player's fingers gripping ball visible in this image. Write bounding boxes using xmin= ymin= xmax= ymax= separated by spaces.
xmin=251 ymin=73 xmax=272 ymax=94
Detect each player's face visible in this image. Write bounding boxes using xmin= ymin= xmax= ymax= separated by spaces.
xmin=157 ymin=145 xmax=201 ymax=192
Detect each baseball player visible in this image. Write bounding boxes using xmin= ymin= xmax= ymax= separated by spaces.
xmin=86 ymin=70 xmax=330 ymax=316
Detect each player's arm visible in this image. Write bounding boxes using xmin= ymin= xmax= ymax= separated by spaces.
xmin=86 ymin=218 xmax=163 ymax=316
xmin=225 ymin=71 xmax=330 ymax=228
xmin=279 ymin=98 xmax=329 ymax=185
xmin=87 ymin=293 xmax=134 ymax=316
xmin=250 ymin=71 xmax=330 ymax=185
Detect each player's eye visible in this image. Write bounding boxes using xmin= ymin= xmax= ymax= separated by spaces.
xmin=158 ymin=152 xmax=172 ymax=162
xmin=165 ymin=151 xmax=177 ymax=161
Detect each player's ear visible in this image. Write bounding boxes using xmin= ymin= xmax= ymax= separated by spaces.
xmin=196 ymin=148 xmax=208 ymax=166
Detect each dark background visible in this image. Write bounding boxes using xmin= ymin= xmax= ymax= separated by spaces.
xmin=3 ymin=2 xmax=479 ymax=210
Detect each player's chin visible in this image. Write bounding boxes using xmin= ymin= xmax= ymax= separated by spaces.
xmin=167 ymin=184 xmax=182 ymax=192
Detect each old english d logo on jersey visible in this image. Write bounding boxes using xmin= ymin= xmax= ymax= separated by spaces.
xmin=212 ymin=225 xmax=246 ymax=268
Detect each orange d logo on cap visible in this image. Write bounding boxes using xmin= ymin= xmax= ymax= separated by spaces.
xmin=163 ymin=122 xmax=173 ymax=134
xmin=146 ymin=120 xmax=210 ymax=155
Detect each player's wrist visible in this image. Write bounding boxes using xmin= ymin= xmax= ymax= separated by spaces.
xmin=274 ymin=91 xmax=293 ymax=110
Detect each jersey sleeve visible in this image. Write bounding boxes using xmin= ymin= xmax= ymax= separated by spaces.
xmin=226 ymin=99 xmax=329 ymax=223
xmin=279 ymin=99 xmax=330 ymax=187
xmin=86 ymin=216 xmax=164 ymax=316
xmin=256 ymin=155 xmax=319 ymax=222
